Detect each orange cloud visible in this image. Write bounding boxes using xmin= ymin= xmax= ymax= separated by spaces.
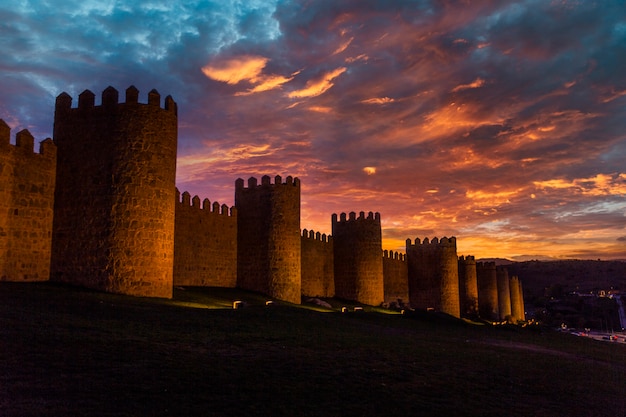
xmin=201 ymin=55 xmax=295 ymax=95
xmin=534 ymin=173 xmax=626 ymax=196
xmin=361 ymin=97 xmax=394 ymax=105
xmin=333 ymin=37 xmax=354 ymax=55
xmin=287 ymin=67 xmax=347 ymax=99
xmin=201 ymin=55 xmax=268 ymax=84
xmin=451 ymin=78 xmax=485 ymax=92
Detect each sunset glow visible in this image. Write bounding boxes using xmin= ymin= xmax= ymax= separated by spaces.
xmin=2 ymin=1 xmax=625 ymax=260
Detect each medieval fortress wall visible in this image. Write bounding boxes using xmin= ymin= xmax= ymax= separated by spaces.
xmin=301 ymin=229 xmax=334 ymax=298
xmin=382 ymin=250 xmax=409 ymax=305
xmin=0 ymin=85 xmax=525 ymax=321
xmin=0 ymin=123 xmax=56 ymax=281
xmin=173 ymin=190 xmax=237 ymax=288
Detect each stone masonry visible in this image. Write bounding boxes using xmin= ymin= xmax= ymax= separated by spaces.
xmin=0 ymin=84 xmax=525 ymax=320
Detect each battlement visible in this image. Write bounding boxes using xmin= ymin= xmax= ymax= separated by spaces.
xmin=459 ymin=255 xmax=476 ymax=263
xmin=406 ymin=236 xmax=456 ymax=247
xmin=383 ymin=250 xmax=406 ymax=261
xmin=331 ymin=211 xmax=381 ymax=224
xmin=302 ymin=229 xmax=332 ymax=243
xmin=476 ymin=261 xmax=496 ymax=269
xmin=175 ymin=189 xmax=235 ymax=217
xmin=55 ymin=86 xmax=177 ymax=115
xmin=235 ymin=175 xmax=301 ymax=190
xmin=0 ymin=121 xmax=56 ymax=158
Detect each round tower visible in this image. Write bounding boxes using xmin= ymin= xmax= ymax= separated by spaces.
xmin=406 ymin=237 xmax=460 ymax=318
xmin=496 ymin=266 xmax=512 ymax=321
xmin=332 ymin=211 xmax=384 ymax=306
xmin=458 ymin=255 xmax=479 ymax=318
xmin=476 ymin=262 xmax=499 ymax=321
xmin=509 ymin=275 xmax=525 ymax=322
xmin=51 ymin=86 xmax=178 ymax=298
xmin=235 ymin=175 xmax=301 ymax=304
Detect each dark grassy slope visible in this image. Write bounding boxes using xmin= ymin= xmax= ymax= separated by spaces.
xmin=1 ymin=283 xmax=625 ymax=417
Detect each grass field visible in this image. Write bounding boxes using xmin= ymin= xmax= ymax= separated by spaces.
xmin=1 ymin=282 xmax=625 ymax=416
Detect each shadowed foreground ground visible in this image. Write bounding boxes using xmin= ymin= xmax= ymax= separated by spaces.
xmin=1 ymin=282 xmax=624 ymax=417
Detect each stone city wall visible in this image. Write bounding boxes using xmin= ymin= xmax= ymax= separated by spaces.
xmin=173 ymin=190 xmax=237 ymax=288
xmin=382 ymin=250 xmax=408 ymax=305
xmin=0 ymin=123 xmax=56 ymax=281
xmin=300 ymin=229 xmax=334 ymax=298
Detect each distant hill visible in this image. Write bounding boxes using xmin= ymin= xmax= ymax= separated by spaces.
xmin=500 ymin=260 xmax=626 ymax=298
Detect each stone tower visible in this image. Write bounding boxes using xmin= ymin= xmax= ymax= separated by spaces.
xmin=406 ymin=237 xmax=460 ymax=318
xmin=51 ymin=86 xmax=178 ymax=298
xmin=509 ymin=275 xmax=525 ymax=322
xmin=476 ymin=262 xmax=498 ymax=321
xmin=235 ymin=175 xmax=301 ymax=304
xmin=0 ymin=124 xmax=56 ymax=282
xmin=332 ymin=211 xmax=384 ymax=306
xmin=496 ymin=266 xmax=512 ymax=320
xmin=458 ymin=255 xmax=479 ymax=318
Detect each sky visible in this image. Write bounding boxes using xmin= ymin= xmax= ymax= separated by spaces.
xmin=1 ymin=0 xmax=625 ymax=261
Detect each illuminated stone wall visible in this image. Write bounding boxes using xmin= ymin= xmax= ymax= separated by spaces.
xmin=235 ymin=175 xmax=301 ymax=304
xmin=509 ymin=275 xmax=525 ymax=322
xmin=0 ymin=123 xmax=56 ymax=281
xmin=406 ymin=237 xmax=460 ymax=318
xmin=476 ymin=262 xmax=499 ymax=320
xmin=332 ymin=211 xmax=384 ymax=306
xmin=382 ymin=250 xmax=408 ymax=305
xmin=173 ymin=190 xmax=237 ymax=288
xmin=458 ymin=255 xmax=479 ymax=318
xmin=496 ymin=266 xmax=512 ymax=320
xmin=51 ymin=86 xmax=177 ymax=298
xmin=301 ymin=229 xmax=334 ymax=298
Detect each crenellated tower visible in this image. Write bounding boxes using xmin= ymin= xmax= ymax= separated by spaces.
xmin=0 ymin=123 xmax=57 ymax=281
xmin=476 ymin=262 xmax=499 ymax=320
xmin=50 ymin=86 xmax=178 ymax=298
xmin=235 ymin=175 xmax=301 ymax=304
xmin=332 ymin=211 xmax=384 ymax=306
xmin=406 ymin=237 xmax=460 ymax=318
xmin=458 ymin=255 xmax=479 ymax=318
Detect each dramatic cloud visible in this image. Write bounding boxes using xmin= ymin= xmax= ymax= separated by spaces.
xmin=2 ymin=0 xmax=625 ymax=260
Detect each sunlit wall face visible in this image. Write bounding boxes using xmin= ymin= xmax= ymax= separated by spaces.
xmin=2 ymin=1 xmax=626 ymax=260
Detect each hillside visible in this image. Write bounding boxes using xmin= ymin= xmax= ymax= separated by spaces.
xmin=504 ymin=259 xmax=626 ymax=297
xmin=1 ymin=282 xmax=625 ymax=417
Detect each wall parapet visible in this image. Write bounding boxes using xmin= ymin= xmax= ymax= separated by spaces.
xmin=55 ymin=86 xmax=177 ymax=115
xmin=383 ymin=250 xmax=406 ymax=262
xmin=302 ymin=228 xmax=332 ymax=243
xmin=175 ymin=188 xmax=235 ymax=216
xmin=331 ymin=211 xmax=381 ymax=224
xmin=235 ymin=175 xmax=300 ymax=189
xmin=459 ymin=255 xmax=476 ymax=263
xmin=406 ymin=236 xmax=456 ymax=247
xmin=0 ymin=121 xmax=56 ymax=158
